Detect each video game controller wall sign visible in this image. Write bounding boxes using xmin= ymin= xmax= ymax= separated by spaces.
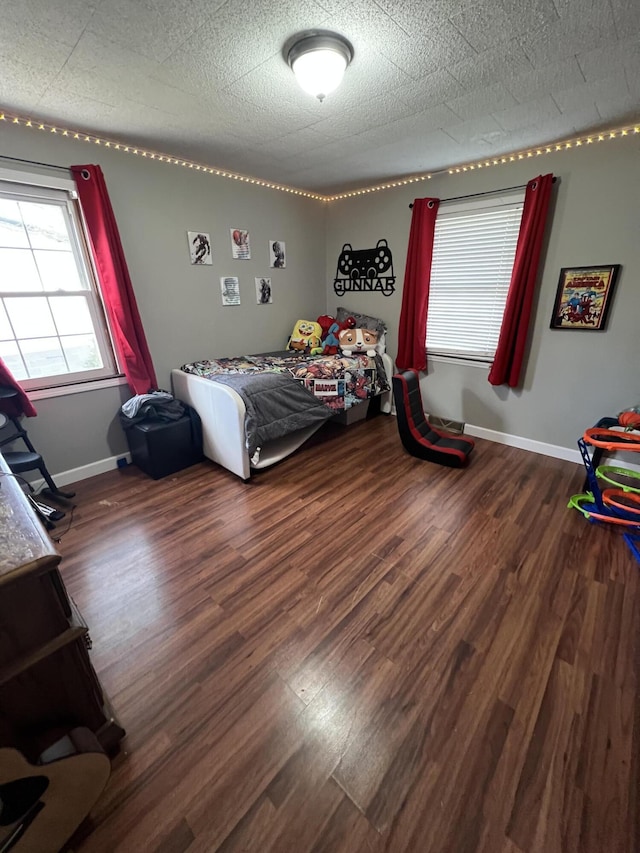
xmin=333 ymin=239 xmax=396 ymax=297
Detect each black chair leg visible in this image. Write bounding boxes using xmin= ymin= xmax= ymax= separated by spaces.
xmin=1 ymin=411 xmax=76 ymax=500
xmin=40 ymin=477 xmax=76 ymax=501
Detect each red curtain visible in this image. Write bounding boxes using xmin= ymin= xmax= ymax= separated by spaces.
xmin=71 ymin=165 xmax=157 ymax=395
xmin=0 ymin=359 xmax=37 ymax=417
xmin=489 ymin=173 xmax=554 ymax=387
xmin=396 ymin=198 xmax=440 ymax=371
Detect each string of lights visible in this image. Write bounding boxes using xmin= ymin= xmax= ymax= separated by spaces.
xmin=0 ymin=110 xmax=325 ymax=201
xmin=1 ymin=109 xmax=638 ymax=204
xmin=327 ymin=125 xmax=640 ymax=201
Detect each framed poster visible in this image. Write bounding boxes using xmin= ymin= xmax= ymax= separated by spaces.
xmin=230 ymin=229 xmax=251 ymax=259
xmin=269 ymin=240 xmax=286 ymax=268
xmin=220 ymin=276 xmax=240 ymax=306
xmin=550 ymin=265 xmax=621 ymax=330
xmin=255 ymin=277 xmax=272 ymax=304
xmin=188 ymin=231 xmax=212 ymax=264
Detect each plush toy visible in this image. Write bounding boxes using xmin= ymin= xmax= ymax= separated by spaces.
xmin=287 ymin=319 xmax=323 ymax=354
xmin=316 ymin=314 xmax=335 ymax=340
xmin=321 ymin=322 xmax=342 ymax=356
xmin=339 ymin=327 xmax=379 ymax=357
xmin=321 ymin=315 xmax=356 ymax=355
xmin=313 ymin=315 xmax=335 ymax=355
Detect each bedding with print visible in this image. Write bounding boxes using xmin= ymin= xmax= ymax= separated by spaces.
xmin=181 ymin=351 xmax=389 ymax=412
xmin=209 ymin=371 xmax=334 ymax=458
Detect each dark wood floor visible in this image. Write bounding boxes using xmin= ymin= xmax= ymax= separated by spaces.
xmin=60 ymin=415 xmax=639 ymax=853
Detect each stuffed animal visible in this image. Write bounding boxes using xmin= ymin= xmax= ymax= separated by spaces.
xmin=287 ymin=319 xmax=323 ymax=353
xmin=321 ymin=322 xmax=342 ymax=356
xmin=313 ymin=315 xmax=335 ymax=355
xmin=339 ymin=327 xmax=379 ymax=357
xmin=321 ymin=315 xmax=356 ymax=355
xmin=316 ymin=314 xmax=335 ymax=340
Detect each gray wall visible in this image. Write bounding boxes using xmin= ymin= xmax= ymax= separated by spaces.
xmin=3 ymin=121 xmax=638 ymax=475
xmin=0 ymin=124 xmax=327 ymax=474
xmin=325 ymin=138 xmax=640 ymax=451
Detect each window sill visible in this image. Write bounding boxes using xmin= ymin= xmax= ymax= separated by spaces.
xmin=27 ymin=375 xmax=129 ymax=401
xmin=428 ymin=354 xmax=491 ymax=369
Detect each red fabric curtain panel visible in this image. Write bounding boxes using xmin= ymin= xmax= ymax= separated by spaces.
xmin=396 ymin=197 xmax=440 ymax=372
xmin=71 ymin=165 xmax=157 ymax=395
xmin=0 ymin=358 xmax=37 ymax=417
xmin=488 ymin=173 xmax=554 ymax=388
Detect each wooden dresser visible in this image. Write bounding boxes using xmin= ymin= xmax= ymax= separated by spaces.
xmin=0 ymin=452 xmax=124 ymax=760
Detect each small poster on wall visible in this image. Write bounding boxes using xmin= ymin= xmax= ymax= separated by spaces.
xmin=230 ymin=229 xmax=251 ymax=259
xmin=220 ymin=276 xmax=241 ymax=306
xmin=269 ymin=240 xmax=286 ymax=268
xmin=188 ymin=231 xmax=212 ymax=265
xmin=256 ymin=277 xmax=272 ymax=304
xmin=550 ymin=265 xmax=621 ymax=330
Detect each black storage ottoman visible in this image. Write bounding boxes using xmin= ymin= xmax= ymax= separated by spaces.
xmin=126 ymin=409 xmax=203 ymax=479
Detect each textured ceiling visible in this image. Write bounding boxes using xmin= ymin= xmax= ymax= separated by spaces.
xmin=1 ymin=0 xmax=639 ymax=192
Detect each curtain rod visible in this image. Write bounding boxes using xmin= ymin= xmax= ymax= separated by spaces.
xmin=0 ymin=154 xmax=70 ymax=173
xmin=408 ymin=177 xmax=556 ymax=208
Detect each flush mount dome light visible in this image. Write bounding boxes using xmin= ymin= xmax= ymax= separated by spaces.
xmin=286 ymin=31 xmax=354 ymax=102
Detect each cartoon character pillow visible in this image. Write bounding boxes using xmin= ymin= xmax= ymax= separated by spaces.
xmin=287 ymin=319 xmax=323 ymax=354
xmin=336 ymin=307 xmax=387 ymax=353
xmin=338 ymin=327 xmax=379 ymax=357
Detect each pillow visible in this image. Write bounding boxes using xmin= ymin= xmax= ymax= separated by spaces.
xmin=336 ymin=307 xmax=387 ymax=353
xmin=338 ymin=327 xmax=379 ymax=357
xmin=286 ymin=319 xmax=323 ymax=354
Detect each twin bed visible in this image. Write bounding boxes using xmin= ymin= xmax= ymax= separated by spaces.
xmin=171 ymin=347 xmax=393 ymax=480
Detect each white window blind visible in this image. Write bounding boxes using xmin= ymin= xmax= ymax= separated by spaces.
xmin=426 ymin=193 xmax=525 ymax=362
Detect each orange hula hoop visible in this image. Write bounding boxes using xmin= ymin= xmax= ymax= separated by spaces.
xmin=583 ymin=427 xmax=640 ymax=452
xmin=602 ymin=489 xmax=640 ymax=517
xmin=570 ymin=494 xmax=640 ymax=527
xmin=580 ymin=509 xmax=640 ymax=527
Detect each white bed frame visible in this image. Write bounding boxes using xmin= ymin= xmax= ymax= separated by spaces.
xmin=171 ymin=353 xmax=394 ymax=480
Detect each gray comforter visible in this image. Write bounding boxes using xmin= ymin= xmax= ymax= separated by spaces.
xmin=210 ymin=372 xmax=334 ymax=458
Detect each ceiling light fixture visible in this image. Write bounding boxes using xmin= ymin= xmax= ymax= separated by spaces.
xmin=285 ymin=31 xmax=353 ymax=102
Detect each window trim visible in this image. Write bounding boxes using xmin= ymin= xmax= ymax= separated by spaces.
xmin=0 ymin=170 xmax=119 ymax=391
xmin=0 ymin=166 xmax=77 ymax=194
xmin=28 ymin=374 xmax=128 ymax=401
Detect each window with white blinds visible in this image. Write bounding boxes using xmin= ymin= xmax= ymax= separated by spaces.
xmin=426 ymin=192 xmax=525 ymax=363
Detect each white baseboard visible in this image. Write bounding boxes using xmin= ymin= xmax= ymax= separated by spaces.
xmin=464 ymin=423 xmax=640 ymax=472
xmin=32 ymin=452 xmax=132 ymax=490
xmin=33 ymin=423 xmax=640 ymax=488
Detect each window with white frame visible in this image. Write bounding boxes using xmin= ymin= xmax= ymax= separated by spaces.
xmin=426 ymin=190 xmax=525 ymax=363
xmin=0 ymin=172 xmax=117 ymax=391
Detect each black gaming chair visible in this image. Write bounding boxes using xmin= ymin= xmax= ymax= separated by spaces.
xmin=392 ymin=370 xmax=475 ymax=468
